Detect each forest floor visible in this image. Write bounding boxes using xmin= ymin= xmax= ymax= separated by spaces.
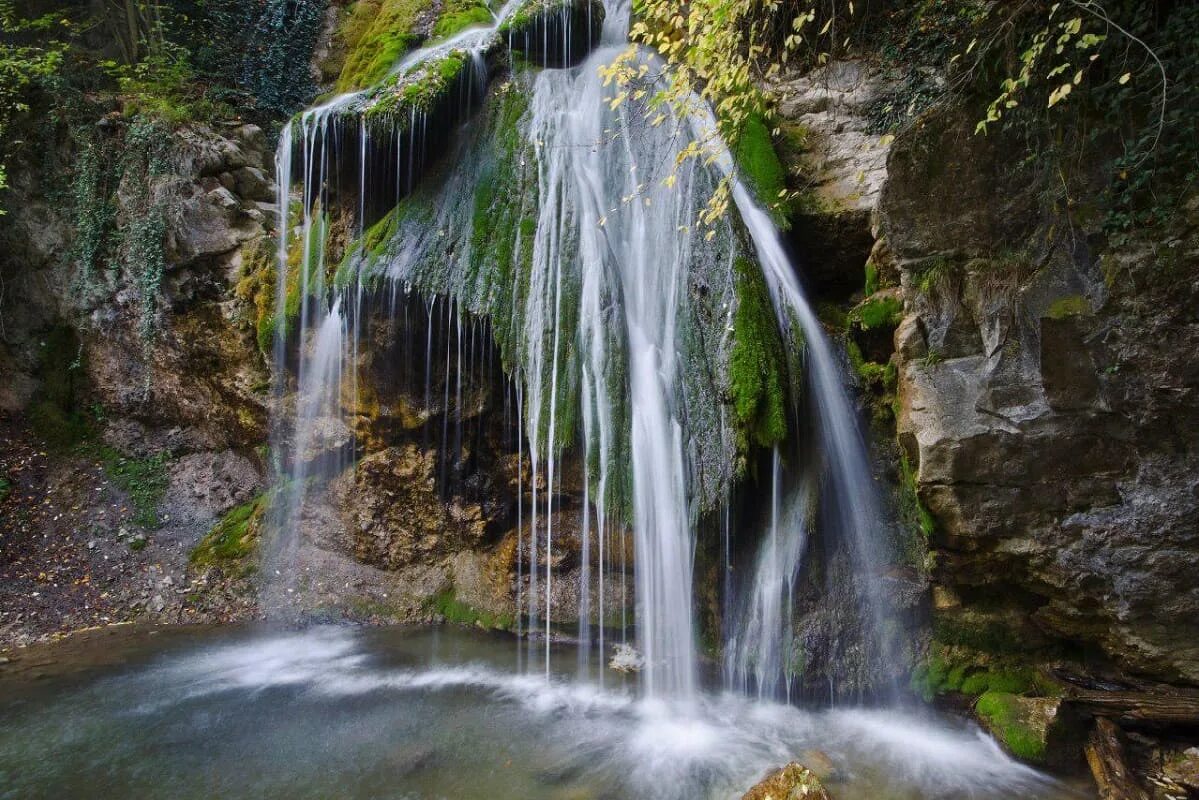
xmin=0 ymin=415 xmax=256 ymax=652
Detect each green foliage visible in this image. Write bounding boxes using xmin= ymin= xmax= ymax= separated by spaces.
xmin=69 ymin=134 xmax=119 ymax=291
xmin=190 ymin=493 xmax=268 ymax=575
xmin=0 ymin=476 xmax=11 ymax=503
xmin=729 ymin=256 xmax=789 ymax=451
xmin=0 ymin=0 xmax=66 ymax=212
xmin=975 ymin=691 xmax=1048 ymax=762
xmin=100 ymin=45 xmax=233 ymax=123
xmin=120 ymin=117 xmax=172 ymax=344
xmin=428 ymin=588 xmax=513 ymax=629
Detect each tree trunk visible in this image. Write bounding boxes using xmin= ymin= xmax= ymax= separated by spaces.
xmin=1085 ymin=717 xmax=1150 ymax=800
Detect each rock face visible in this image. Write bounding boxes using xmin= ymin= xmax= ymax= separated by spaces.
xmin=0 ymin=120 xmax=272 ymax=451
xmin=0 ymin=118 xmax=274 ymax=643
xmin=880 ymin=106 xmax=1199 ymax=683
xmin=342 ymin=444 xmax=497 ymax=569
xmin=772 ymin=61 xmax=894 ymax=297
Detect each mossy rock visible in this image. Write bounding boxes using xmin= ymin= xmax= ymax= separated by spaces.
xmin=733 ymin=112 xmax=792 ymax=229
xmin=432 ymin=0 xmax=493 ymax=38
xmin=499 ymin=0 xmax=604 ymax=67
xmin=728 ymin=256 xmax=790 ymax=454
xmin=975 ymin=691 xmax=1059 ymax=763
xmin=335 ymin=0 xmax=434 ymax=92
xmin=190 ymin=494 xmax=268 ymax=576
xmin=741 ymin=762 xmax=830 ymax=800
xmin=426 ymin=587 xmax=513 ymax=629
xmin=1043 ymin=293 xmax=1092 ymax=320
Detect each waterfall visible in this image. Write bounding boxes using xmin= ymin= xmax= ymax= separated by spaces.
xmin=269 ymin=0 xmax=897 ymax=704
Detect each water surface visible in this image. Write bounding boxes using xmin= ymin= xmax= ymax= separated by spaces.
xmin=0 ymin=625 xmax=1082 ymax=799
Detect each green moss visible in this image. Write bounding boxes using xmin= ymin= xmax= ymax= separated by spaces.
xmin=864 ymin=259 xmax=880 ymax=295
xmin=729 ymin=256 xmax=789 ymax=451
xmin=1044 ymin=294 xmax=1091 ymax=320
xmin=365 ymin=50 xmax=469 ymax=118
xmin=189 ymin=494 xmax=267 ymax=575
xmin=932 ymin=613 xmax=1034 ymax=654
xmin=734 ymin=113 xmax=791 ymax=227
xmin=336 ymin=0 xmax=431 ymax=92
xmin=432 ymin=0 xmax=493 ymax=38
xmin=234 ymin=239 xmax=278 ymax=356
xmin=0 ymin=476 xmax=11 ymax=503
xmin=975 ymin=691 xmax=1048 ymax=762
xmin=899 ymin=450 xmax=936 ymax=538
xmin=96 ymin=446 xmax=170 ymax=529
xmin=427 ymin=588 xmax=513 ymax=629
xmin=849 ymin=294 xmax=903 ymax=331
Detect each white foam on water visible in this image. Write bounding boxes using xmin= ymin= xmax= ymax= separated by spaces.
xmin=120 ymin=628 xmax=1061 ymax=799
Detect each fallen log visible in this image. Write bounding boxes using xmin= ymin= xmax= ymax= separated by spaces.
xmin=1066 ymin=689 xmax=1199 ymax=728
xmin=1084 ymin=717 xmax=1149 ymax=800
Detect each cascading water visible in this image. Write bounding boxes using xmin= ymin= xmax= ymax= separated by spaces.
xmin=269 ymin=0 xmax=895 ymax=705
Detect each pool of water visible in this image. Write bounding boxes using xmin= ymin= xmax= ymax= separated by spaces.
xmin=0 ymin=625 xmax=1084 ymax=799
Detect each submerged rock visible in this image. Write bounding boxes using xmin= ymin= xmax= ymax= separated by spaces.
xmin=741 ymin=763 xmax=831 ymax=800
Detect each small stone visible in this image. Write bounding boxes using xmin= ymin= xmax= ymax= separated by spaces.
xmin=87 ymin=540 xmax=97 ymax=550
xmin=150 ymin=594 xmax=166 ymax=613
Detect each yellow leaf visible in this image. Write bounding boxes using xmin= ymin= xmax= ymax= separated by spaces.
xmin=1119 ymin=72 xmax=1131 ymax=84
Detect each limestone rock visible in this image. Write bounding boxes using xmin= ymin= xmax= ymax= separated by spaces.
xmin=884 ymin=97 xmax=1199 ymax=683
xmin=340 ymin=445 xmax=498 ymax=570
xmin=741 ymin=763 xmax=831 ymax=800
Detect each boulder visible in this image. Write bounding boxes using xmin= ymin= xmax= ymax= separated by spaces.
xmin=741 ymin=763 xmax=831 ymax=800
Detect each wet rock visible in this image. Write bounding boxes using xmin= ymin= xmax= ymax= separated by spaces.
xmin=339 ymin=445 xmax=497 ymax=570
xmin=499 ymin=0 xmax=605 ymax=68
xmin=741 ymin=762 xmax=831 ymax=800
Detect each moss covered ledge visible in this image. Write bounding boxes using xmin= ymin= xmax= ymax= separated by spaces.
xmin=498 ymin=0 xmax=604 ymax=67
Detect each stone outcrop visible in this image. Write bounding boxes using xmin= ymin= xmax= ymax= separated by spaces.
xmin=881 ymin=103 xmax=1199 ymax=684
xmin=771 ymin=45 xmax=1199 ymax=687
xmin=772 ymin=60 xmax=893 ymax=296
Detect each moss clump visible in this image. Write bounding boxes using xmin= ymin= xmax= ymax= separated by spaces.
xmin=734 ymin=113 xmax=791 ymax=227
xmin=849 ymin=294 xmax=903 ymax=331
xmin=427 ymin=588 xmax=513 ymax=629
xmin=234 ymin=239 xmax=279 ymax=356
xmin=975 ymin=691 xmax=1048 ymax=762
xmin=432 ymin=0 xmax=493 ymax=38
xmin=1044 ymin=294 xmax=1091 ymax=320
xmin=729 ymin=256 xmax=789 ymax=451
xmin=189 ymin=494 xmax=268 ymax=575
xmin=98 ymin=446 xmax=171 ymax=528
xmin=336 ymin=0 xmax=432 ymax=92
xmin=898 ymin=450 xmax=936 ymax=538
